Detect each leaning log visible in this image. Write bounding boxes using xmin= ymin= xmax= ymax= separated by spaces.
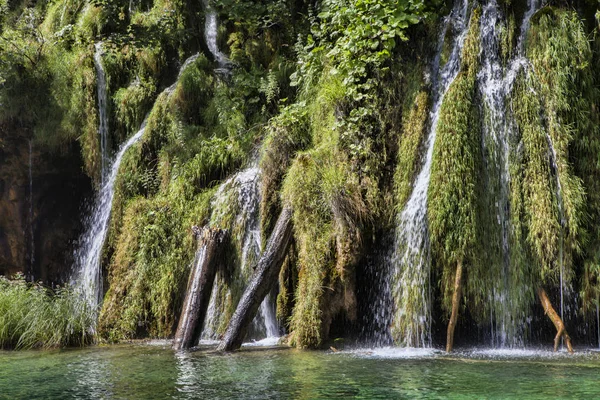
xmin=173 ymin=228 xmax=228 ymax=350
xmin=446 ymin=260 xmax=463 ymax=353
xmin=217 ymin=206 xmax=294 ymax=351
xmin=537 ymin=287 xmax=574 ymax=353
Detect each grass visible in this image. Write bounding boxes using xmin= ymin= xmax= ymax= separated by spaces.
xmin=0 ymin=275 xmax=95 ymax=350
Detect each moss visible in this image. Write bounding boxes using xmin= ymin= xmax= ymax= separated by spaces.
xmin=114 ymin=78 xmax=156 ymax=138
xmin=99 ymin=185 xmax=214 ymax=341
xmin=44 ymin=45 xmax=101 ymax=184
xmin=259 ymin=102 xmax=310 ymax=242
xmin=170 ymin=55 xmax=214 ymax=126
xmin=394 ymin=91 xmax=429 ymax=211
xmin=281 ymin=71 xmax=366 ymax=348
xmin=74 ymin=4 xmax=107 ymax=42
xmin=276 ymin=241 xmax=298 ymax=328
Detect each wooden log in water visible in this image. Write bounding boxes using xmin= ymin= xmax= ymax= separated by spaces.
xmin=537 ymin=287 xmax=574 ymax=353
xmin=173 ymin=227 xmax=228 ymax=351
xmin=217 ymin=206 xmax=294 ymax=351
xmin=446 ymin=260 xmax=463 ymax=353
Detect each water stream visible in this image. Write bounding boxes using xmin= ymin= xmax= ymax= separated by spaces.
xmin=390 ymin=0 xmax=470 ymax=347
xmin=94 ymin=42 xmax=109 ymax=185
xmin=74 ymin=53 xmax=201 ymax=323
xmin=478 ymin=0 xmax=541 ymax=347
xmin=202 ymin=162 xmax=279 ymax=342
xmin=547 ymin=131 xmax=567 ymax=344
xmin=203 ymin=0 xmax=228 ymax=67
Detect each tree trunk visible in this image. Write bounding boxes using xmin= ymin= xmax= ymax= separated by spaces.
xmin=446 ymin=260 xmax=463 ymax=353
xmin=537 ymin=287 xmax=574 ymax=353
xmin=217 ymin=207 xmax=294 ymax=351
xmin=173 ymin=228 xmax=228 ymax=351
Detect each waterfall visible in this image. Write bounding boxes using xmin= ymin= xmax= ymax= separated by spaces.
xmin=203 ymin=0 xmax=228 ymax=66
xmin=73 ymin=53 xmax=200 ymax=322
xmin=94 ymin=42 xmax=109 ymax=185
xmin=73 ymin=119 xmax=148 ymax=316
xmin=202 ymin=161 xmax=279 ymax=341
xmin=27 ymin=139 xmax=34 ymax=281
xmin=389 ymin=0 xmax=470 ymax=347
xmin=478 ymin=0 xmax=541 ymax=347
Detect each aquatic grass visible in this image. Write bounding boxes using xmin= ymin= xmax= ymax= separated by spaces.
xmin=0 ymin=275 xmax=94 ymax=350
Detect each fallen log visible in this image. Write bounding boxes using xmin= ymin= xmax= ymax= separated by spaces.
xmin=173 ymin=227 xmax=228 ymax=350
xmin=217 ymin=206 xmax=294 ymax=351
xmin=537 ymin=287 xmax=574 ymax=353
xmin=446 ymin=260 xmax=463 ymax=352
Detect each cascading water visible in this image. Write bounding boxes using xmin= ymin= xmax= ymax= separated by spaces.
xmin=94 ymin=42 xmax=109 ymax=184
xmin=203 ymin=0 xmax=228 ymax=67
xmin=478 ymin=0 xmax=541 ymax=348
xmin=73 ymin=120 xmax=148 ymax=317
xmin=73 ymin=53 xmax=201 ymax=323
xmin=389 ymin=0 xmax=470 ymax=348
xmin=202 ymin=162 xmax=279 ymax=341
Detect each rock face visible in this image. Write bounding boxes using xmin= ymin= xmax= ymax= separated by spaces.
xmin=0 ymin=124 xmax=92 ymax=283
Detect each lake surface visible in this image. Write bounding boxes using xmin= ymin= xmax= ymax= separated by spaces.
xmin=2 ymin=342 xmax=600 ymax=399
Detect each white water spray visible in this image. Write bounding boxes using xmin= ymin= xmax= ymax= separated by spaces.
xmin=202 ymin=161 xmax=279 ymax=341
xmin=203 ymin=0 xmax=228 ymax=66
xmin=391 ymin=0 xmax=470 ymax=347
xmin=478 ymin=0 xmax=541 ymax=347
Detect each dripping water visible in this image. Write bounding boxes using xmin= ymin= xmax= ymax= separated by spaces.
xmin=203 ymin=0 xmax=228 ymax=67
xmin=73 ymin=54 xmax=201 ymax=325
xmin=202 ymin=162 xmax=279 ymax=341
xmin=389 ymin=0 xmax=470 ymax=348
xmin=94 ymin=42 xmax=109 ymax=185
xmin=28 ymin=139 xmax=34 ymax=281
xmin=478 ymin=0 xmax=541 ymax=347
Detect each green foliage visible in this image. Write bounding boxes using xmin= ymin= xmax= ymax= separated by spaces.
xmin=0 ymin=275 xmax=94 ymax=349
xmin=511 ymin=8 xmax=591 ymax=286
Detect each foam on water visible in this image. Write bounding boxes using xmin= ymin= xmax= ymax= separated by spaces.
xmin=242 ymin=337 xmax=282 ymax=347
xmin=343 ymin=347 xmax=440 ymax=359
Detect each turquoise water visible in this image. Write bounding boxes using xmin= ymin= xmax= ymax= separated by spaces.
xmin=2 ymin=343 xmax=600 ymax=399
